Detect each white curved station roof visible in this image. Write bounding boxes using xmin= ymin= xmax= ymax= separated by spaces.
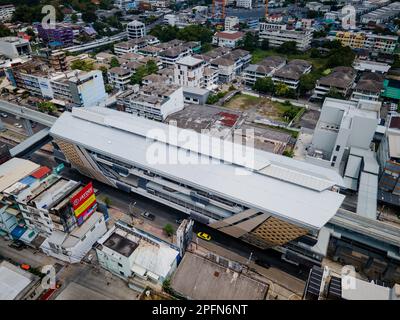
xmin=50 ymin=107 xmax=345 ymax=230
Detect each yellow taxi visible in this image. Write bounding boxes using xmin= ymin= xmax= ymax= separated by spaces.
xmin=197 ymin=232 xmax=211 ymax=241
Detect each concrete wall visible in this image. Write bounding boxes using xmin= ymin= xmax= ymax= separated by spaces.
xmin=76 ymin=70 xmax=108 ymax=108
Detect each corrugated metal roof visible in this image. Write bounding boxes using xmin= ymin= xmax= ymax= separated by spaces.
xmin=0 ymin=158 xmax=40 ymax=192
xmin=30 ymin=166 xmax=51 ymax=179
xmin=50 ymin=108 xmax=346 ymax=230
xmin=357 ymin=172 xmax=378 ymax=220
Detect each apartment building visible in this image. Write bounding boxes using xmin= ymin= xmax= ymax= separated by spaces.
xmin=127 ymin=20 xmax=146 ymax=39
xmin=95 ymin=220 xmax=179 ymax=285
xmin=202 ymin=67 xmax=219 ymax=90
xmin=272 ymin=59 xmax=311 ymax=90
xmin=35 ymin=49 xmax=67 ymax=72
xmin=115 ymin=0 xmax=137 ymax=11
xmin=353 ymin=59 xmax=391 ymax=74
xmin=116 ymin=82 xmax=184 ymax=120
xmin=351 ymin=72 xmax=384 ymax=102
xmin=361 ymin=2 xmax=400 ymax=24
xmin=243 ymin=56 xmax=286 ymax=86
xmin=108 ymin=67 xmax=133 ymax=91
xmin=0 ymin=37 xmax=31 ymax=58
xmin=0 ymin=4 xmax=15 ymax=22
xmin=259 ymin=24 xmax=313 ymax=51
xmin=212 ymin=31 xmax=245 ymax=49
xmin=313 ymin=67 xmax=356 ymax=100
xmin=0 ymin=158 xmax=108 ymax=263
xmin=333 ymin=31 xmax=398 ymax=54
xmin=6 ymin=60 xmax=107 ymax=108
xmin=225 ymin=16 xmax=239 ymax=31
xmin=114 ymin=39 xmax=145 ymax=56
xmin=209 ymin=49 xmax=251 ymax=83
xmin=307 ymin=98 xmax=380 ymax=170
xmin=36 ymin=24 xmax=74 ymax=47
xmin=159 ymin=46 xmax=191 ymax=67
xmin=174 ymin=56 xmax=205 ymax=88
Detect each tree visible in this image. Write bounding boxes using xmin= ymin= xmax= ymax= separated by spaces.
xmin=71 ymin=59 xmax=94 ymax=72
xmin=37 ymin=101 xmax=57 ymax=114
xmin=325 ymin=46 xmax=355 ymax=68
xmin=71 ymin=13 xmax=78 ymax=23
xmin=103 ymin=196 xmax=112 ymax=207
xmin=0 ymin=24 xmax=11 ymax=38
xmin=309 ymin=48 xmax=321 ymax=58
xmin=283 ymin=107 xmax=299 ymax=121
xmin=201 ymin=43 xmax=212 ymax=53
xmin=260 ymin=39 xmax=269 ymax=50
xmin=25 ymin=27 xmax=36 ymax=41
xmin=241 ymin=32 xmax=259 ymax=52
xmin=323 ymin=39 xmax=342 ymax=49
xmin=130 ymin=65 xmax=148 ymax=85
xmin=206 ymin=91 xmax=226 ymax=104
xmin=177 ymin=25 xmax=213 ymax=43
xmin=253 ymin=77 xmax=275 ymax=94
xmin=82 ymin=10 xmax=97 ymax=23
xmin=150 ymin=25 xmax=179 ymax=42
xmin=299 ymin=73 xmax=318 ymax=95
xmin=109 ymin=57 xmax=120 ymax=68
xmin=275 ymin=82 xmax=295 ymax=98
xmin=283 ymin=149 xmax=294 ymax=157
xmin=277 ymin=41 xmax=298 ymax=54
xmin=163 ymin=224 xmax=174 ymax=237
xmin=105 ymin=84 xmax=113 ymax=94
xmin=326 ymin=88 xmax=344 ymax=99
xmin=146 ymin=60 xmax=158 ymax=74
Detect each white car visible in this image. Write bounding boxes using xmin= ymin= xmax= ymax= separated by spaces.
xmin=14 ymin=123 xmax=23 ymax=128
xmin=0 ymin=113 xmax=8 ymax=118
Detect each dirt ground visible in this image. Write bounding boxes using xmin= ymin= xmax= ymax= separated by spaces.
xmin=224 ymin=94 xmax=302 ymax=122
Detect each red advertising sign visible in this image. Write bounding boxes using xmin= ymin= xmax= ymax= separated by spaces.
xmin=70 ymin=182 xmax=96 ymax=219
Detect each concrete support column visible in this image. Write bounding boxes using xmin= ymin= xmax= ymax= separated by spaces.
xmin=23 ymin=119 xmax=34 ymax=136
xmin=0 ymin=118 xmax=5 ymax=132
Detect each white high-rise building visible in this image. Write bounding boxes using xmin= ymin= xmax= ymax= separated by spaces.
xmin=0 ymin=5 xmax=15 ymax=22
xmin=127 ymin=20 xmax=146 ymax=40
xmin=225 ymin=16 xmax=239 ymax=31
xmin=174 ymin=56 xmax=205 ymax=88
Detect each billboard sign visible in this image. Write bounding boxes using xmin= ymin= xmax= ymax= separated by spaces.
xmin=70 ymin=182 xmax=97 ymax=224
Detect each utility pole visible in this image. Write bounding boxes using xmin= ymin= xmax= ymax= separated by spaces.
xmin=246 ymin=252 xmax=253 ymax=265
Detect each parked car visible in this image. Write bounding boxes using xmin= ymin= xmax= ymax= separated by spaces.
xmin=141 ymin=211 xmax=155 ymax=221
xmin=9 ymin=240 xmax=26 ymax=251
xmin=0 ymin=113 xmax=8 ymax=118
xmin=197 ymin=232 xmax=211 ymax=241
xmin=20 ymin=263 xmax=31 ymax=271
xmin=14 ymin=123 xmax=23 ymax=128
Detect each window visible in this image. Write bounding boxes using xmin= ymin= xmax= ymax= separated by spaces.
xmin=90 ymin=225 xmax=96 ymax=232
xmin=119 ymin=271 xmax=125 ymax=276
xmin=332 ymin=156 xmax=337 ymax=162
xmin=335 ymin=145 xmax=340 ymax=152
xmin=118 ymin=263 xmax=123 ymax=267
